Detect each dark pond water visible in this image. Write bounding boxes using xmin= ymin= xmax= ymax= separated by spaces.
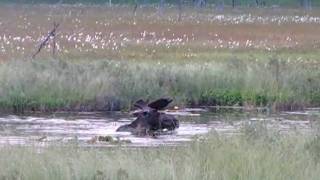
xmin=0 ymin=107 xmax=319 ymax=147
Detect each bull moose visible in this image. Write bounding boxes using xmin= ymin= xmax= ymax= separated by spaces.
xmin=116 ymin=98 xmax=179 ymax=135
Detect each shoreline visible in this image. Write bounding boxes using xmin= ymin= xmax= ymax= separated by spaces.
xmin=1 ymin=57 xmax=319 ymax=113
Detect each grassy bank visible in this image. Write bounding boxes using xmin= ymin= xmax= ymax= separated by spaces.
xmin=1 ymin=128 xmax=320 ymax=179
xmin=0 ymin=52 xmax=319 ymax=112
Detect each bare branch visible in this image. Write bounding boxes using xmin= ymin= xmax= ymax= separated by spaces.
xmin=32 ymin=22 xmax=60 ymax=59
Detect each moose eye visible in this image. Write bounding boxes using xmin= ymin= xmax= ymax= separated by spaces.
xmin=142 ymin=111 xmax=148 ymax=116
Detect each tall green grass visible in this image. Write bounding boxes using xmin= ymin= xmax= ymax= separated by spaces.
xmin=0 ymin=55 xmax=319 ymax=112
xmin=1 ymin=127 xmax=320 ymax=180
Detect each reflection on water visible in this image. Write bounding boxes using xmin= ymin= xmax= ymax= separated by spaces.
xmin=0 ymin=107 xmax=319 ymax=147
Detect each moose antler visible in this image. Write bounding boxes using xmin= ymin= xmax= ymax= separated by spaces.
xmin=148 ymin=98 xmax=172 ymax=110
xmin=133 ymin=99 xmax=148 ymax=109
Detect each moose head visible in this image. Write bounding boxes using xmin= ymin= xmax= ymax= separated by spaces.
xmin=116 ymin=98 xmax=179 ymax=135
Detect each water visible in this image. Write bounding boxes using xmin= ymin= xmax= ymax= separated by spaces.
xmin=0 ymin=107 xmax=319 ymax=147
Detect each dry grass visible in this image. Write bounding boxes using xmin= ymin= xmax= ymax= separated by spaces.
xmin=0 ymin=5 xmax=320 ymax=61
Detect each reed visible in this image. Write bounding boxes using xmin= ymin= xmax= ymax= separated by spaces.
xmin=0 ymin=54 xmax=319 ymax=112
xmin=0 ymin=128 xmax=320 ymax=180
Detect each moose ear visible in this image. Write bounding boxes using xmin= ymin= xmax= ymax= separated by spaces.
xmin=133 ymin=99 xmax=148 ymax=109
xmin=148 ymin=98 xmax=173 ymax=110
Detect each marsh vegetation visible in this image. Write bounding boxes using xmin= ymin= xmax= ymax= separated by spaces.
xmin=0 ymin=4 xmax=320 ymax=179
xmin=2 ymin=130 xmax=320 ymax=180
xmin=1 ymin=56 xmax=320 ymax=112
xmin=0 ymin=6 xmax=320 ymax=112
